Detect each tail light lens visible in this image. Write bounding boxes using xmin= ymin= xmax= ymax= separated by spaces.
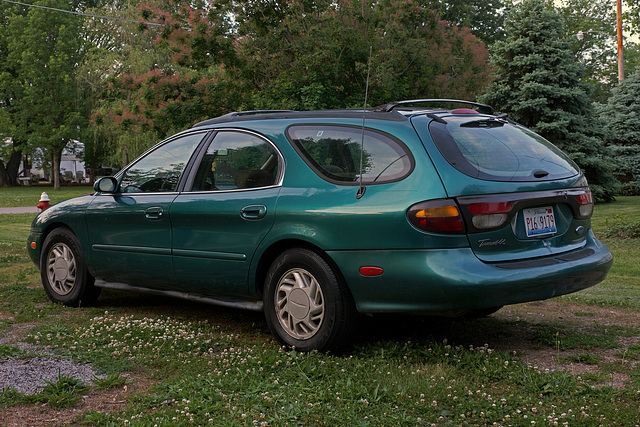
xmin=467 ymin=201 xmax=513 ymax=230
xmin=407 ymin=199 xmax=464 ymax=234
xmin=576 ymin=189 xmax=593 ymax=219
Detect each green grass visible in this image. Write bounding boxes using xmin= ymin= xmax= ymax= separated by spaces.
xmin=531 ymin=323 xmax=638 ymax=350
xmin=0 ymin=192 xmax=639 ymax=424
xmin=0 ymin=186 xmax=92 ymax=208
xmin=1 ymin=373 xmax=89 ymax=409
xmin=91 ymin=373 xmax=129 ymax=389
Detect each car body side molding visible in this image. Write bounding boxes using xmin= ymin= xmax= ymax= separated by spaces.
xmin=94 ymin=279 xmax=263 ymax=312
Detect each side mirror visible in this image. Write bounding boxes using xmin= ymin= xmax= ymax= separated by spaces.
xmin=94 ymin=176 xmax=118 ymax=193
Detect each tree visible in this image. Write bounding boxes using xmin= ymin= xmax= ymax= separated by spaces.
xmin=480 ymin=0 xmax=619 ymax=202
xmin=140 ymin=0 xmax=494 ymax=111
xmin=597 ymin=71 xmax=640 ymax=189
xmin=558 ymin=0 xmax=640 ymax=102
xmin=2 ymin=0 xmax=90 ymax=190
xmin=90 ymin=0 xmax=494 ymax=164
xmin=432 ymin=0 xmax=510 ymax=45
xmin=557 ymin=0 xmax=618 ymax=101
xmin=625 ymin=0 xmax=640 ymax=37
xmin=79 ymin=0 xmax=184 ymax=170
xmin=0 ymin=2 xmax=28 ymax=187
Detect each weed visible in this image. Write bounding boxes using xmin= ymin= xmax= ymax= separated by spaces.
xmin=0 ymin=344 xmax=24 ymax=358
xmin=617 ymin=343 xmax=640 ymax=361
xmin=92 ymin=373 xmax=129 ymax=389
xmin=30 ymin=373 xmax=89 ymax=408
xmin=0 ymin=387 xmax=24 ymax=408
xmin=531 ymin=323 xmax=636 ymax=350
xmin=580 ymin=371 xmax=611 ymax=383
xmin=561 ymin=353 xmax=604 ymax=365
xmin=603 ymin=220 xmax=640 ymax=239
xmin=574 ymin=311 xmax=597 ymax=317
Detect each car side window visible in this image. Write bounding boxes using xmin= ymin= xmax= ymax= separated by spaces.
xmin=191 ymin=131 xmax=279 ymax=191
xmin=119 ymin=133 xmax=205 ymax=193
xmin=287 ymin=125 xmax=414 ymax=185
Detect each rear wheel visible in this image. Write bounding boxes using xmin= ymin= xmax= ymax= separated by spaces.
xmin=264 ymin=248 xmax=355 ymax=352
xmin=40 ymin=228 xmax=101 ymax=307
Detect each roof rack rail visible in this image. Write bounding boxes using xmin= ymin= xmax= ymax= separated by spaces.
xmin=232 ymin=110 xmax=294 ymax=116
xmin=193 ymin=110 xmax=295 ymax=127
xmin=372 ymin=99 xmax=494 ymax=115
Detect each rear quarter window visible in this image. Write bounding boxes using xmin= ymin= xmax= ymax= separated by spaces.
xmin=287 ymin=125 xmax=414 ymax=185
xmin=428 ymin=116 xmax=579 ymax=182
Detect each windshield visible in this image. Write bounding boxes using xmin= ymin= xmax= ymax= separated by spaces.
xmin=428 ymin=116 xmax=579 ymax=182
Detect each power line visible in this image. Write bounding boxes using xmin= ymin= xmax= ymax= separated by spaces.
xmin=0 ymin=0 xmax=163 ymax=28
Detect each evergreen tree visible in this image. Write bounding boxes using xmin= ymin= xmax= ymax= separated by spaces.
xmin=597 ymin=71 xmax=640 ymax=192
xmin=480 ymin=0 xmax=618 ymax=202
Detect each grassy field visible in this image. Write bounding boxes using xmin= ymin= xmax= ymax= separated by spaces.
xmin=0 ymin=186 xmax=93 ymax=208
xmin=0 ymin=189 xmax=639 ymax=425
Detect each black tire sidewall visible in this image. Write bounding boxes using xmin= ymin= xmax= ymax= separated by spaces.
xmin=40 ymin=228 xmax=97 ymax=307
xmin=264 ymin=248 xmax=352 ymax=352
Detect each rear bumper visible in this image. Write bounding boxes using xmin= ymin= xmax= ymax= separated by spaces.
xmin=328 ymin=230 xmax=613 ymax=314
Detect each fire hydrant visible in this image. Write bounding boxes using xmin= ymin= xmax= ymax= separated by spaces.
xmin=37 ymin=192 xmax=51 ymax=212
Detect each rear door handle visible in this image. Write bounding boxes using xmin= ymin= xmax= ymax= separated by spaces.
xmin=144 ymin=207 xmax=164 ymax=220
xmin=240 ymin=204 xmax=267 ymax=220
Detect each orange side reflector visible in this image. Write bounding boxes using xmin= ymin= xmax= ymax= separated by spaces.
xmin=30 ymin=242 xmax=37 ymax=249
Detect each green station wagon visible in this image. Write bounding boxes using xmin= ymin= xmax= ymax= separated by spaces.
xmin=27 ymin=100 xmax=613 ymax=352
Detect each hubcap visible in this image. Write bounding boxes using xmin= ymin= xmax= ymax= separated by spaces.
xmin=46 ymin=243 xmax=77 ymax=296
xmin=275 ymin=268 xmax=325 ymax=340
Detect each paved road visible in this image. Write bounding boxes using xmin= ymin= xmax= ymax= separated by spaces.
xmin=0 ymin=206 xmax=39 ymax=214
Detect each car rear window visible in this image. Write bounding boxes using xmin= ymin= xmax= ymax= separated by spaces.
xmin=287 ymin=125 xmax=413 ymax=185
xmin=428 ymin=116 xmax=579 ymax=181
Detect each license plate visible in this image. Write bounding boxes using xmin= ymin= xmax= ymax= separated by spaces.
xmin=523 ymin=206 xmax=556 ymax=237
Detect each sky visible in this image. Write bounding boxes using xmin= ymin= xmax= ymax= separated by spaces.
xmin=554 ymin=0 xmax=639 ymax=43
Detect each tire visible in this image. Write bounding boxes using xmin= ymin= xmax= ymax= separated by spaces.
xmin=40 ymin=228 xmax=101 ymax=307
xmin=263 ymin=248 xmax=355 ymax=352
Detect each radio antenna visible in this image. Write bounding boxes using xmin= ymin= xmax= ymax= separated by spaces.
xmin=356 ymin=46 xmax=372 ymax=200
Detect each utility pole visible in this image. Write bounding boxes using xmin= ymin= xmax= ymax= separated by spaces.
xmin=616 ymin=0 xmax=625 ymax=83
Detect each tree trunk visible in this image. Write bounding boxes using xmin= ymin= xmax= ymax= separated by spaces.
xmin=5 ymin=150 xmax=22 ymax=186
xmin=52 ymin=150 xmax=62 ymax=191
xmin=0 ymin=150 xmax=23 ymax=187
xmin=0 ymin=161 xmax=9 ymax=188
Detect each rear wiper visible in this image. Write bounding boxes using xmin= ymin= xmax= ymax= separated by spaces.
xmin=460 ymin=113 xmax=509 ymax=128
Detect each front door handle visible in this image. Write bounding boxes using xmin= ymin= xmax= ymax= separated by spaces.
xmin=144 ymin=206 xmax=164 ymax=220
xmin=240 ymin=204 xmax=267 ymax=220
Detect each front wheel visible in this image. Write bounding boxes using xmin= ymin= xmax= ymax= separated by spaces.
xmin=263 ymin=248 xmax=355 ymax=352
xmin=40 ymin=228 xmax=101 ymax=307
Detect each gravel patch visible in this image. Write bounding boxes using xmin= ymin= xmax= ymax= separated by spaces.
xmin=0 ymin=356 xmax=104 ymax=395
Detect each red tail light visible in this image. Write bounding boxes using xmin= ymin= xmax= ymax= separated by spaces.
xmin=407 ymin=200 xmax=464 ymax=234
xmin=467 ymin=201 xmax=513 ymax=214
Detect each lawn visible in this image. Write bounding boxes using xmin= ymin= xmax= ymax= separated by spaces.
xmin=1 ymin=189 xmax=639 ymax=425
xmin=0 ymin=185 xmax=93 ymax=208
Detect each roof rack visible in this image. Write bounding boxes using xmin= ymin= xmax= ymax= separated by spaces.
xmin=372 ymin=99 xmax=494 ymax=115
xmin=193 ymin=109 xmax=408 ymax=127
xmin=193 ymin=110 xmax=293 ymax=127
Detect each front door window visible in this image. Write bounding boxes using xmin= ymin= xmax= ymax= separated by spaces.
xmin=120 ymin=132 xmax=205 ymax=193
